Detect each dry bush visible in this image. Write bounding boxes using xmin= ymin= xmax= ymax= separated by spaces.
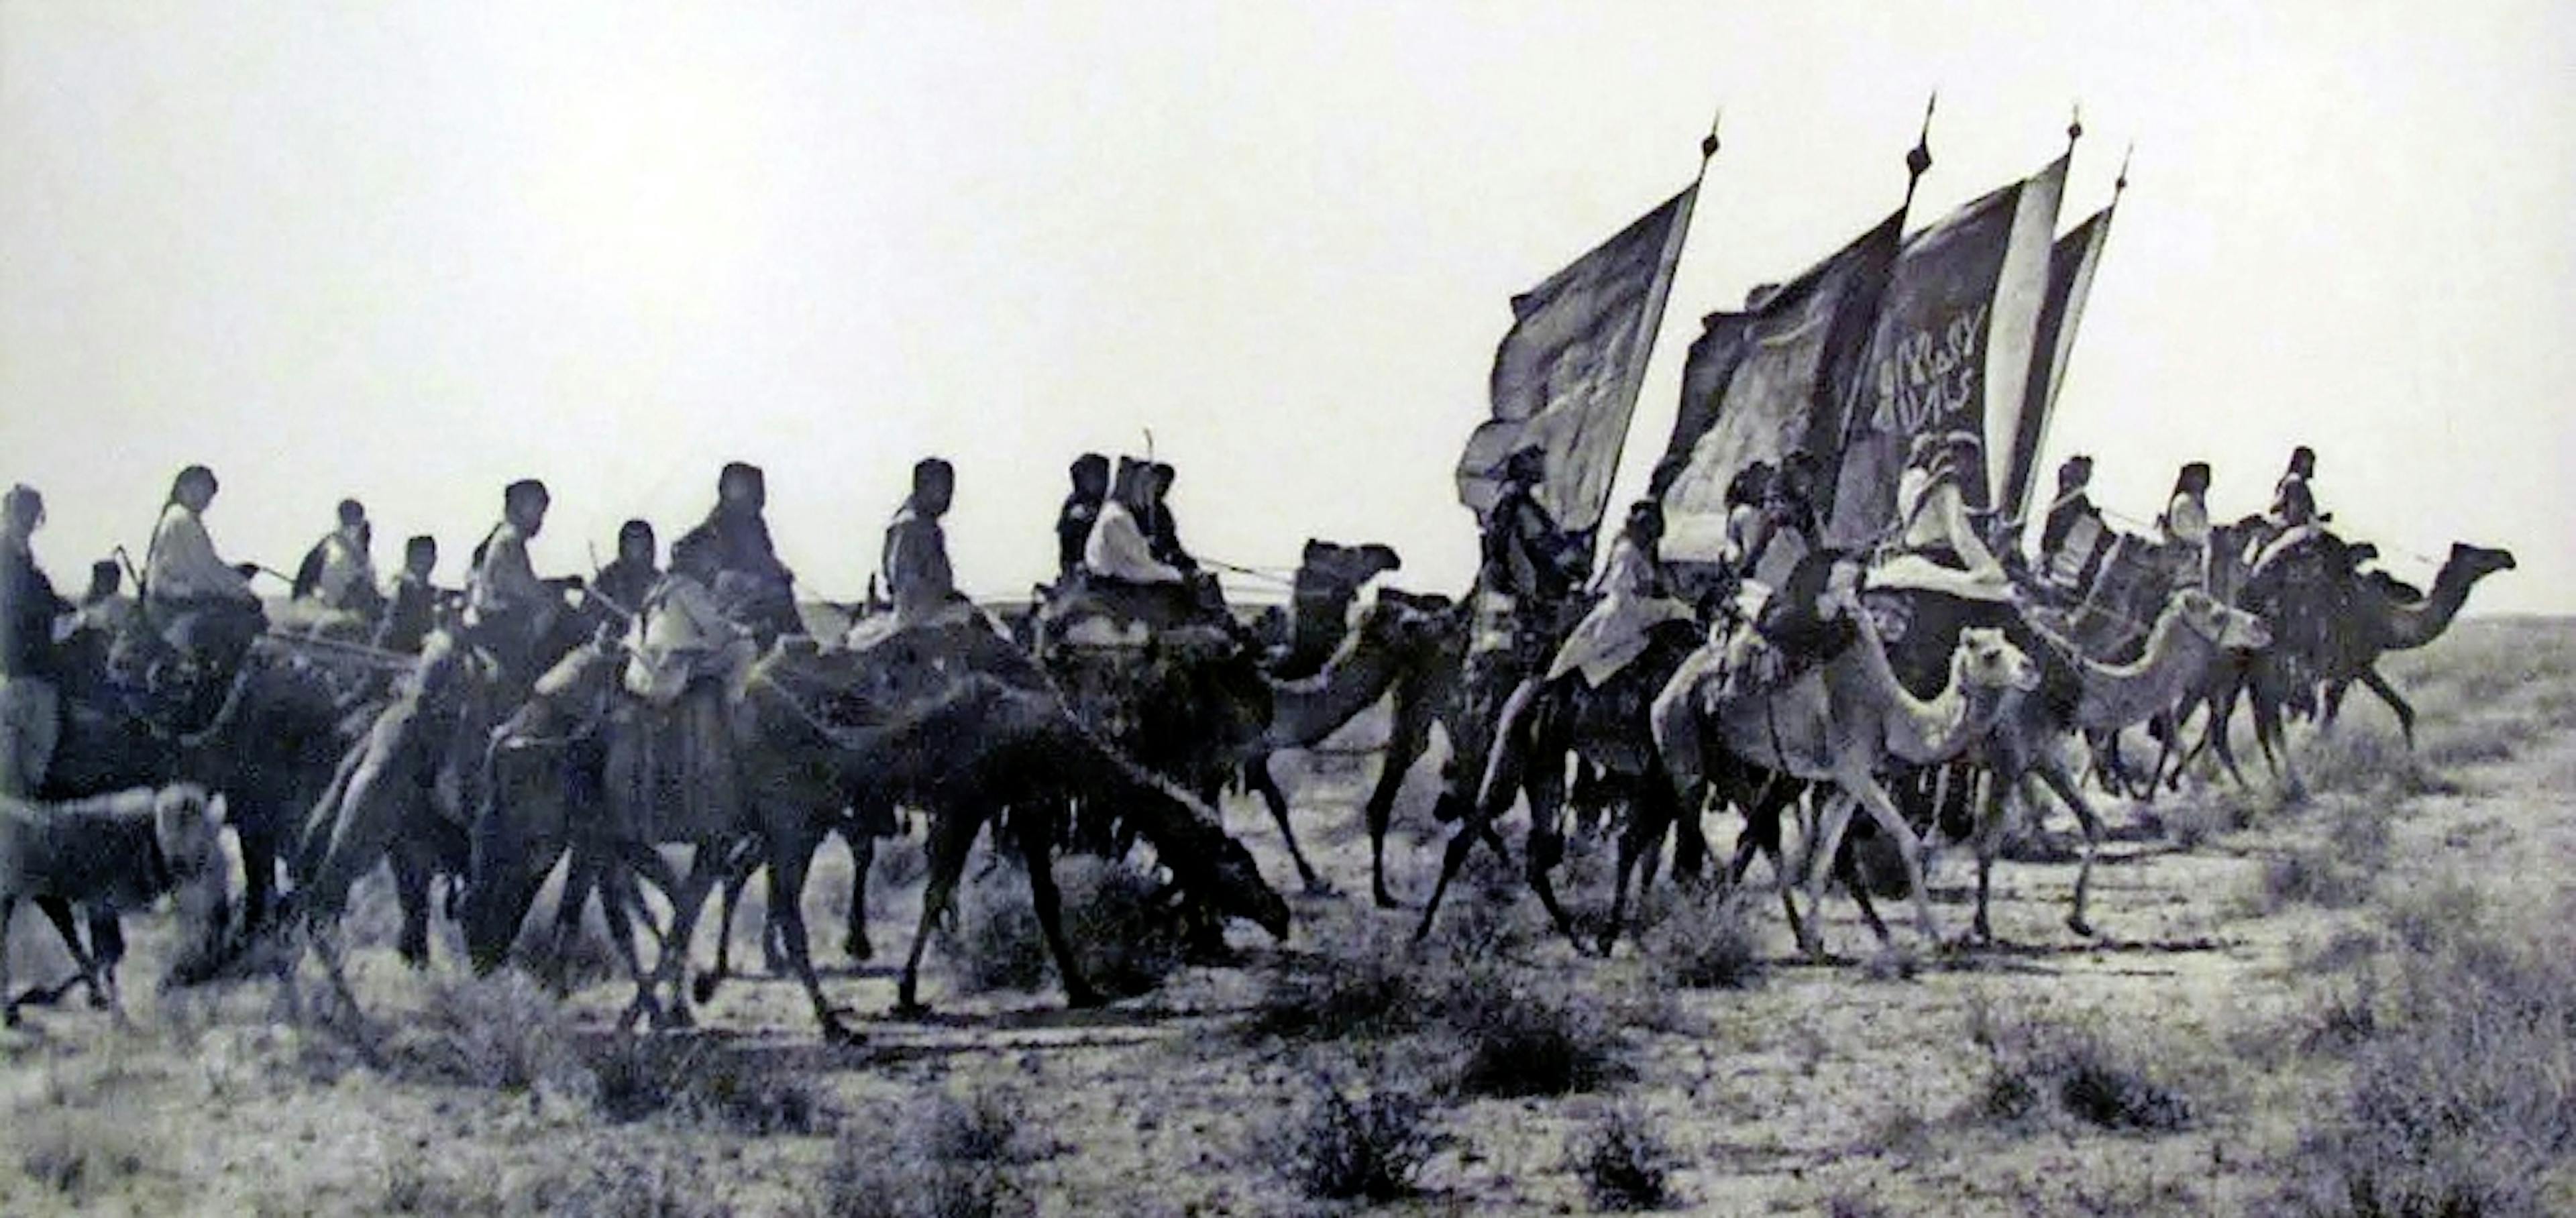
xmin=2301 ymin=727 xmax=2457 ymax=800
xmin=2278 ymin=889 xmax=2576 ymax=1217
xmin=586 ymin=1037 xmax=831 ymax=1136
xmin=821 ymin=1086 xmax=1040 ymax=1218
xmin=388 ymin=969 xmax=594 ymax=1101
xmin=2420 ymin=714 xmax=2540 ymax=771
xmin=508 ymin=1142 xmax=733 ymax=1218
xmin=1246 ymin=920 xmax=1429 ymax=1043
xmin=1265 ymin=1076 xmax=1443 ymax=1203
xmin=940 ymin=856 xmax=1183 ymax=999
xmin=1972 ymin=1004 xmax=2191 ymax=1133
xmin=1440 ymin=964 xmax=1632 ymax=1099
xmin=2242 ymin=801 xmax=2392 ymax=916
xmin=2 ymin=1111 xmax=152 ymax=1208
xmin=1639 ymin=889 xmax=1764 ymax=991
xmin=1567 ymin=1103 xmax=1684 ymax=1211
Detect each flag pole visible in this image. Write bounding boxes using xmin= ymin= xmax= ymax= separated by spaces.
xmin=1903 ymin=92 xmax=1937 ymax=210
xmin=1583 ymin=104 xmax=1722 ymax=544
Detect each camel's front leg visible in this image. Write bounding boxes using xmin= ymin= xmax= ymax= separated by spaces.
xmin=2029 ymin=758 xmax=2104 ymax=938
xmin=1247 ymin=755 xmax=1326 ymax=895
xmin=1832 ymin=773 xmax=1940 ymax=952
xmin=762 ymin=820 xmax=857 ymax=1043
xmin=1362 ymin=698 xmax=1432 ymax=909
xmin=1010 ymin=805 xmax=1099 ymax=1009
xmin=1970 ymin=769 xmax=2011 ymax=946
xmin=843 ymin=818 xmax=877 ymax=964
xmin=2355 ymin=667 xmax=2418 ymax=749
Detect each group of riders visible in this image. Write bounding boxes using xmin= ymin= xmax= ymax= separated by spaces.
xmin=0 ymin=448 xmax=1259 ymax=804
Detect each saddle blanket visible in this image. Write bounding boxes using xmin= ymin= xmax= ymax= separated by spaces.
xmin=1866 ymin=554 xmax=2018 ymax=603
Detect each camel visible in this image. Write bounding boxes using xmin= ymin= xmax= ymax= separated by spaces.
xmin=0 ymin=785 xmax=230 ymax=1023
xmin=1651 ymin=587 xmax=2040 ymax=958
xmin=2174 ymin=541 xmax=2514 ymax=798
xmin=458 ymin=640 xmax=1291 ymax=1040
xmin=1409 ymin=617 xmax=1705 ymax=954
xmin=1956 ymin=588 xmax=2272 ymax=940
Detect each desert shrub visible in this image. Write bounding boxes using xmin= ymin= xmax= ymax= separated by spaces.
xmin=390 ymin=970 xmax=592 ymax=1099
xmin=513 ymin=1142 xmax=733 ymax=1218
xmin=2279 ymin=891 xmax=2576 ymax=1216
xmin=587 ymin=1038 xmax=830 ymax=1135
xmin=2302 ymin=727 xmax=2455 ymax=799
xmin=1442 ymin=968 xmax=1631 ymax=1099
xmin=5 ymin=1114 xmax=150 ymax=1206
xmin=941 ymin=856 xmax=1184 ymax=999
xmin=1267 ymin=1078 xmax=1442 ymax=1203
xmin=382 ymin=1160 xmax=502 ymax=1215
xmin=2245 ymin=846 xmax=2375 ymax=914
xmin=1640 ymin=891 xmax=1764 ymax=991
xmin=1974 ymin=1008 xmax=2191 ymax=1133
xmin=1568 ymin=1103 xmax=1684 ymax=1211
xmin=1246 ymin=922 xmax=1429 ymax=1042
xmin=2420 ymin=714 xmax=2538 ymax=771
xmin=821 ymin=1087 xmax=1038 ymax=1218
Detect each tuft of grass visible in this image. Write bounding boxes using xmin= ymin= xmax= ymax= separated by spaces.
xmin=5 ymin=1114 xmax=150 ymax=1207
xmin=388 ymin=970 xmax=593 ymax=1101
xmin=1973 ymin=1006 xmax=2192 ymax=1133
xmin=2242 ymin=800 xmax=2392 ymax=916
xmin=586 ymin=1038 xmax=831 ymax=1136
xmin=1246 ymin=922 xmax=1429 ymax=1043
xmin=1639 ymin=891 xmax=1764 ymax=991
xmin=821 ymin=1087 xmax=1039 ymax=1218
xmin=1266 ymin=1077 xmax=1444 ymax=1203
xmin=512 ymin=1142 xmax=734 ymax=1218
xmin=1567 ymin=1103 xmax=1684 ymax=1211
xmin=941 ymin=856 xmax=1185 ymax=1000
xmin=2302 ymin=728 xmax=2457 ymax=799
xmin=1441 ymin=966 xmax=1632 ymax=1099
xmin=2279 ymin=889 xmax=2576 ymax=1217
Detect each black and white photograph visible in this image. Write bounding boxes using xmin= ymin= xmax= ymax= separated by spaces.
xmin=0 ymin=3 xmax=2565 ymax=1214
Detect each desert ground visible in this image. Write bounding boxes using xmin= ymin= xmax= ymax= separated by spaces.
xmin=1 ymin=617 xmax=2570 ymax=1217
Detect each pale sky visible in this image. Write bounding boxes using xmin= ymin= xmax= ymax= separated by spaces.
xmin=4 ymin=2 xmax=2569 ymax=612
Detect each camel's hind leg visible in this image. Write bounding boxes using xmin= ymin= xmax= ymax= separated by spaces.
xmin=897 ymin=807 xmax=984 ymax=1017
xmin=843 ymin=819 xmax=877 ymax=963
xmin=761 ymin=819 xmax=857 ymax=1043
xmin=1362 ymin=696 xmax=1432 ymax=909
xmin=1970 ymin=770 xmax=2012 ymax=944
xmin=2029 ymin=759 xmax=2104 ymax=938
xmin=1246 ymin=755 xmax=1326 ymax=895
xmin=1010 ymin=804 xmax=1100 ymax=1009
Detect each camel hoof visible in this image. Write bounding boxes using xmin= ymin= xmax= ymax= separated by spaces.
xmin=1065 ymin=987 xmax=1106 ymax=1011
xmin=1373 ymin=891 xmax=1403 ymax=911
xmin=891 ymin=999 xmax=931 ymax=1020
xmin=2068 ymin=915 xmax=2096 ymax=938
xmin=1300 ymin=877 xmax=1337 ymax=898
xmin=843 ymin=935 xmax=874 ymax=964
xmin=690 ymin=975 xmax=721 ymax=1007
xmin=820 ymin=1017 xmax=865 ymax=1046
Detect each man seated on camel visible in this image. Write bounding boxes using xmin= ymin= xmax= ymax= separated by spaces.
xmin=371 ymin=536 xmax=443 ymax=656
xmin=1055 ymin=453 xmax=1110 ymax=583
xmin=466 ymin=479 xmax=581 ymax=688
xmin=1144 ymin=462 xmax=1199 ymax=577
xmin=591 ymin=519 xmax=659 ymax=621
xmin=678 ymin=462 xmax=804 ymax=647
xmin=623 ymin=532 xmax=757 ymax=710
xmin=1 ymin=485 xmax=72 ymax=797
xmin=291 ymin=499 xmax=382 ymax=620
xmin=1891 ymin=431 xmax=2005 ymax=579
xmin=142 ymin=465 xmax=268 ymax=681
xmin=1077 ymin=456 xmax=1203 ymax=632
xmin=2038 ymin=454 xmax=2110 ymax=596
xmin=1542 ymin=500 xmax=1697 ymax=691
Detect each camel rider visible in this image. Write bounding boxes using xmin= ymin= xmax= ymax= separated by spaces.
xmin=2271 ymin=446 xmax=2327 ymax=526
xmin=1477 ymin=445 xmax=1587 ymax=663
xmin=623 ymin=531 xmax=758 ymax=708
xmin=1718 ymin=461 xmax=1775 ymax=578
xmin=0 ymin=486 xmax=72 ymax=796
xmin=1056 ymin=453 xmax=1110 ymax=582
xmin=143 ymin=465 xmax=268 ymax=676
xmin=466 ymin=479 xmax=578 ymax=685
xmin=2157 ymin=461 xmax=2214 ymax=589
xmin=592 ymin=519 xmax=659 ymax=620
xmin=372 ymin=535 xmax=443 ymax=656
xmin=1145 ymin=462 xmax=1199 ymax=576
xmin=1750 ymin=449 xmax=1825 ymax=592
xmin=291 ymin=498 xmax=382 ymax=618
xmin=2039 ymin=454 xmax=2110 ymax=595
xmin=1085 ymin=457 xmax=1187 ymax=583
xmin=1544 ymin=500 xmax=1696 ymax=688
xmin=2249 ymin=469 xmax=2326 ymax=579
xmin=73 ymin=560 xmax=136 ymax=636
xmin=677 ymin=461 xmax=804 ymax=647
xmin=1890 ymin=431 xmax=2004 ymax=581
xmin=883 ymin=457 xmax=978 ymax=630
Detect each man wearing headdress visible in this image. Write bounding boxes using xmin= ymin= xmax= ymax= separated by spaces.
xmin=676 ymin=461 xmax=804 ymax=647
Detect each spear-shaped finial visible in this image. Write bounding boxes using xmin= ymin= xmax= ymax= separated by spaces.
xmin=2115 ymin=142 xmax=2133 ymax=197
xmin=1905 ymin=91 xmax=1937 ymax=203
xmin=2067 ymin=101 xmax=2084 ymax=154
xmin=1701 ymin=105 xmax=1723 ymax=164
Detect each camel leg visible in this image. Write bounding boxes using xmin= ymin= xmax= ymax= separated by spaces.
xmin=2029 ymin=760 xmax=2103 ymax=938
xmin=1247 ymin=756 xmax=1327 ymax=895
xmin=1819 ymin=775 xmax=1939 ymax=955
xmin=844 ymin=821 xmax=876 ymax=963
xmin=1971 ymin=771 xmax=2009 ymax=945
xmin=1513 ymin=700 xmax=1586 ymax=954
xmin=898 ymin=808 xmax=983 ymax=1017
xmin=2320 ymin=677 xmax=2352 ymax=732
xmin=31 ymin=898 xmax=111 ymax=1011
xmin=1412 ymin=814 xmax=1490 ymax=946
xmin=1604 ymin=777 xmax=1678 ymax=956
xmin=2355 ymin=667 xmax=2418 ymax=749
xmin=1794 ymin=790 xmax=1860 ymax=957
xmin=2249 ymin=684 xmax=2304 ymax=801
xmin=1011 ymin=804 xmax=1100 ymax=1009
xmin=761 ymin=821 xmax=856 ymax=1043
xmin=632 ymin=847 xmax=721 ymax=1031
xmin=1474 ymin=678 xmax=1546 ymax=821
xmin=389 ymin=842 xmax=435 ymax=970
xmin=1363 ymin=697 xmax=1431 ymax=909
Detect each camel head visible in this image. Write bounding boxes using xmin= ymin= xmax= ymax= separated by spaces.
xmin=1300 ymin=539 xmax=1403 ymax=590
xmin=1953 ymin=627 xmax=2042 ymax=697
xmin=2169 ymin=588 xmax=2273 ymax=652
xmin=2449 ymin=542 xmax=2517 ymax=582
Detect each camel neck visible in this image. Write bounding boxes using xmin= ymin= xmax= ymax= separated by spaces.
xmin=1263 ymin=628 xmax=1408 ymax=749
xmin=2380 ymin=558 xmax=2483 ymax=651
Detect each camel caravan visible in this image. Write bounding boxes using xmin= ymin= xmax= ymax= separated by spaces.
xmin=0 ymin=114 xmax=2516 ymax=1042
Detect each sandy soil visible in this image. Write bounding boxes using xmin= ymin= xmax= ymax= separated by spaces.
xmin=1 ymin=618 xmax=2568 ymax=1216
